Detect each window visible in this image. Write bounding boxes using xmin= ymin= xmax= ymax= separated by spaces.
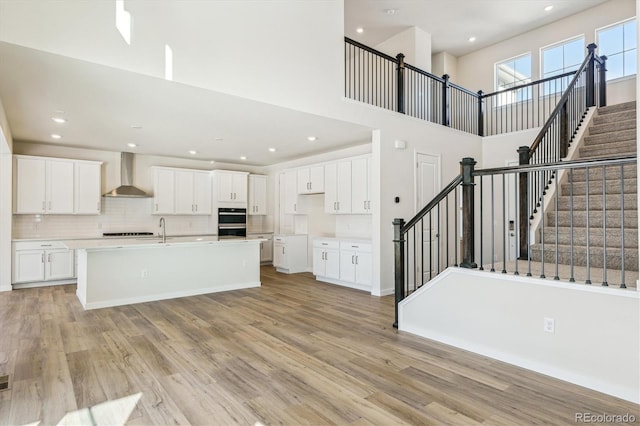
xmin=597 ymin=19 xmax=637 ymax=80
xmin=542 ymin=36 xmax=585 ymax=78
xmin=495 ymin=53 xmax=532 ymax=90
xmin=495 ymin=54 xmax=531 ymax=105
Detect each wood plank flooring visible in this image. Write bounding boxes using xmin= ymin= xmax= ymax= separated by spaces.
xmin=0 ymin=266 xmax=638 ymax=425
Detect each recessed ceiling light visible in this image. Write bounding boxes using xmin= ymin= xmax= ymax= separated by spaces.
xmin=384 ymin=8 xmax=398 ymax=15
xmin=210 ymin=160 xmax=215 ymax=164
xmin=544 ymin=5 xmax=553 ymax=11
xmin=130 ymin=124 xmax=142 ymax=129
xmin=127 ymin=143 xmax=137 ymax=148
xmin=307 ymin=136 xmax=317 ymax=142
xmin=268 ymin=147 xmax=276 ymax=152
xmin=51 ymin=117 xmax=66 ymax=124
xmin=51 ymin=134 xmax=62 ymax=139
xmin=188 ymin=150 xmax=197 ymax=155
xmin=356 ymin=27 xmax=364 ymax=34
xmin=468 ymin=36 xmax=477 ymax=42
xmin=240 ymin=156 xmax=247 ymax=160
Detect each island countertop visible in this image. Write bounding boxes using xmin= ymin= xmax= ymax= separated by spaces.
xmin=64 ymin=235 xmax=265 ymax=251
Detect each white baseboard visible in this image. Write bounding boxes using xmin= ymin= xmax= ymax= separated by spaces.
xmin=315 ymin=275 xmax=371 ymax=293
xmin=13 ymin=279 xmax=77 ymax=289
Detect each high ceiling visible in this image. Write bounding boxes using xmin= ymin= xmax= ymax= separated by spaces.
xmin=345 ymin=0 xmax=607 ymax=56
xmin=0 ymin=0 xmax=613 ymax=165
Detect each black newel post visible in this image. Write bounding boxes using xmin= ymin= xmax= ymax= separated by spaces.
xmin=518 ymin=146 xmax=531 ymax=260
xmin=599 ymin=55 xmax=608 ymax=107
xmin=442 ymin=74 xmax=451 ymax=127
xmin=560 ymin=102 xmax=569 ymax=158
xmin=477 ymin=90 xmax=484 ymax=137
xmin=585 ymin=43 xmax=597 ymax=107
xmin=393 ymin=218 xmax=406 ymax=328
xmin=460 ymin=158 xmax=477 ymax=268
xmin=396 ymin=53 xmax=405 ymax=114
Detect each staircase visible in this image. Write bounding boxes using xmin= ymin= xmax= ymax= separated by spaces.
xmin=531 ymin=101 xmax=638 ymax=273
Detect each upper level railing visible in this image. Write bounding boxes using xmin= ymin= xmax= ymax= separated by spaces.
xmin=344 ymin=38 xmax=608 ymax=137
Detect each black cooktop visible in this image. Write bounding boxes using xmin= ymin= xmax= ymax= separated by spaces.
xmin=102 ymin=232 xmax=155 ymax=237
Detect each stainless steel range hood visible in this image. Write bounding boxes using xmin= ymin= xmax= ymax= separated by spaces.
xmin=103 ymin=152 xmax=150 ymax=198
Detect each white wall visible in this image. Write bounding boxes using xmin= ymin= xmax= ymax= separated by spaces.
xmin=431 ymin=51 xmax=458 ymax=82
xmin=0 ymin=0 xmax=345 ymax=116
xmin=376 ymin=27 xmax=433 ymax=72
xmin=0 ymin=97 xmax=12 ymax=291
xmin=456 ymin=0 xmax=636 ymax=95
xmin=400 ymin=268 xmax=640 ymax=404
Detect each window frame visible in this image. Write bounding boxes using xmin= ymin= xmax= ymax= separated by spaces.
xmin=494 ymin=52 xmax=533 ymax=92
xmin=595 ymin=17 xmax=637 ymax=81
xmin=539 ymin=34 xmax=586 ymax=80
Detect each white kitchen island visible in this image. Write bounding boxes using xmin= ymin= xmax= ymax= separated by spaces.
xmin=66 ymin=237 xmax=262 ymax=310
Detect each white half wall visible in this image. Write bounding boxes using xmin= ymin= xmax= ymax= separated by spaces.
xmin=399 ymin=268 xmax=640 ymax=404
xmin=0 ymin=97 xmax=13 ymax=292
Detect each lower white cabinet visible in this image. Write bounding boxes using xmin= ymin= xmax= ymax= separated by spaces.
xmin=312 ymin=238 xmax=372 ymax=291
xmin=248 ymin=233 xmax=273 ymax=263
xmin=13 ymin=241 xmax=75 ymax=285
xmin=273 ymin=234 xmax=307 ymax=274
xmin=312 ymin=239 xmax=340 ymax=280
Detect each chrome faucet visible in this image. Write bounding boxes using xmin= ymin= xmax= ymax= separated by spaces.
xmin=159 ymin=217 xmax=166 ymax=243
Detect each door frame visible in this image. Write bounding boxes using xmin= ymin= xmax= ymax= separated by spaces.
xmin=414 ymin=151 xmax=441 ymax=214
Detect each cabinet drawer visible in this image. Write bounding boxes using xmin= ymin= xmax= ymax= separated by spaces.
xmin=339 ymin=241 xmax=372 ymax=252
xmin=313 ymin=239 xmax=339 ymax=249
xmin=14 ymin=241 xmax=68 ymax=251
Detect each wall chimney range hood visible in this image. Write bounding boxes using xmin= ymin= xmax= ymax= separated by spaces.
xmin=103 ymin=152 xmax=150 ymax=198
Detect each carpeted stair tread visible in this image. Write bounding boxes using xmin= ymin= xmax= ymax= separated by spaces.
xmin=541 ymin=226 xmax=638 ymax=248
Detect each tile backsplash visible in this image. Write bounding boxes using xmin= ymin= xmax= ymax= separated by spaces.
xmin=13 ymin=197 xmax=213 ymax=239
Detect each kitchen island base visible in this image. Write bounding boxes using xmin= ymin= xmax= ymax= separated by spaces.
xmin=75 ymin=240 xmax=261 ymax=310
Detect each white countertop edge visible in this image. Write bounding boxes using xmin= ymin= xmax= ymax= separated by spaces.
xmin=66 ymin=238 xmax=266 ymax=251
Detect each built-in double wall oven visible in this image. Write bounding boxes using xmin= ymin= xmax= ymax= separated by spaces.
xmin=218 ymin=207 xmax=247 ymax=238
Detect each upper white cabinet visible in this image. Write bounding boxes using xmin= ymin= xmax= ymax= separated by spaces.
xmin=297 ymin=166 xmax=324 ymax=194
xmin=351 ymin=157 xmax=372 ymax=214
xmin=324 ymin=161 xmax=352 ymax=214
xmin=75 ymin=161 xmax=102 ymax=214
xmin=249 ymin=174 xmax=268 ymax=215
xmin=152 ymin=167 xmax=212 ymax=215
xmin=213 ymin=170 xmax=248 ymax=205
xmin=153 ymin=168 xmax=176 ymax=214
xmin=14 ymin=155 xmax=101 ymax=215
xmin=283 ymin=170 xmax=298 ymax=214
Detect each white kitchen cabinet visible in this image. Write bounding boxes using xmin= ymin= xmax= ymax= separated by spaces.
xmin=297 ymin=166 xmax=324 ymax=194
xmin=324 ymin=161 xmax=352 ymax=214
xmin=248 ymin=174 xmax=268 ymax=215
xmin=153 ymin=168 xmax=212 ymax=215
xmin=248 ymin=233 xmax=273 ymax=263
xmin=153 ymin=168 xmax=176 ymax=214
xmin=273 ymin=234 xmax=307 ymax=273
xmin=283 ymin=170 xmax=298 ymax=214
xmin=339 ymin=241 xmax=372 ymax=289
xmin=13 ymin=241 xmax=75 ymax=285
xmin=214 ymin=170 xmax=248 ymax=204
xmin=14 ymin=156 xmax=74 ymax=214
xmin=351 ymin=157 xmax=372 ymax=214
xmin=312 ymin=239 xmax=340 ymax=280
xmin=74 ymin=161 xmax=102 ymax=214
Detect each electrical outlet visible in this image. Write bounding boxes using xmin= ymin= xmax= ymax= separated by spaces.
xmin=141 ymin=269 xmax=149 ymax=278
xmin=544 ymin=317 xmax=555 ymax=333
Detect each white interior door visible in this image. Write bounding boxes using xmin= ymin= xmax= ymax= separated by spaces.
xmin=416 ymin=153 xmax=440 ymax=283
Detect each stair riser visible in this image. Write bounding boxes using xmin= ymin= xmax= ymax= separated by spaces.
xmin=583 ymin=129 xmax=636 ymax=145
xmin=556 ymin=195 xmax=638 ymax=211
xmin=530 ymin=248 xmax=638 ymax=271
xmin=541 ymin=231 xmax=638 ymax=248
xmin=589 ymin=120 xmax=636 ymax=135
xmin=593 ymin=110 xmax=636 ymax=125
xmin=580 ymin=142 xmax=637 ymax=157
xmin=560 ymin=181 xmax=637 ymax=196
xmin=569 ymin=167 xmax=637 ymax=181
xmin=597 ymin=102 xmax=637 ymax=115
xmin=546 ymin=213 xmax=638 ymax=228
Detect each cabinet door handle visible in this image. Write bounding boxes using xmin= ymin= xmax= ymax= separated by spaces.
xmin=48 ymin=253 xmax=51 ymax=263
xmin=351 ymin=255 xmax=355 ymax=264
xmin=40 ymin=244 xmax=52 ymax=247
xmin=337 ymin=201 xmax=340 ymax=211
xmin=333 ymin=202 xmax=336 ymax=211
xmin=195 ymin=204 xmax=198 ymax=212
xmin=42 ymin=201 xmax=46 ymax=211
xmin=97 ymin=201 xmax=100 ymax=211
xmin=364 ymin=200 xmax=366 ymax=210
xmin=293 ymin=203 xmax=296 ymax=212
xmin=355 ymin=255 xmax=358 ymax=265
xmin=155 ymin=203 xmax=158 ymax=212
xmin=368 ymin=200 xmax=371 ymax=210
xmin=48 ymin=201 xmax=52 ymax=210
xmin=282 ymin=247 xmax=285 ymax=254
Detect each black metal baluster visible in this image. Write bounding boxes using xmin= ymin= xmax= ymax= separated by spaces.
xmin=429 ymin=210 xmax=433 ymax=281
xmin=602 ymin=165 xmax=607 ymax=286
xmin=554 ymin=167 xmax=559 ymax=280
xmin=437 ymin=204 xmax=441 ymax=274
xmin=502 ymin=174 xmax=507 ymax=273
xmin=620 ymin=164 xmax=626 ymax=288
xmin=479 ymin=178 xmax=484 ymax=270
xmin=514 ymin=170 xmax=519 ymax=275
xmin=420 ymin=217 xmax=424 ymax=286
xmin=491 ymin=175 xmax=495 ymax=272
xmin=569 ymin=168 xmax=575 ymax=282
xmin=446 ymin=194 xmax=450 ymax=267
xmin=527 ymin=170 xmax=532 ymax=277
xmin=585 ymin=167 xmax=591 ymax=284
xmin=454 ymin=186 xmax=459 ymax=267
xmin=540 ymin=170 xmax=546 ymax=279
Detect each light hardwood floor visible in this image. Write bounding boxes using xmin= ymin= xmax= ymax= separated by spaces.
xmin=0 ymin=266 xmax=638 ymax=425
